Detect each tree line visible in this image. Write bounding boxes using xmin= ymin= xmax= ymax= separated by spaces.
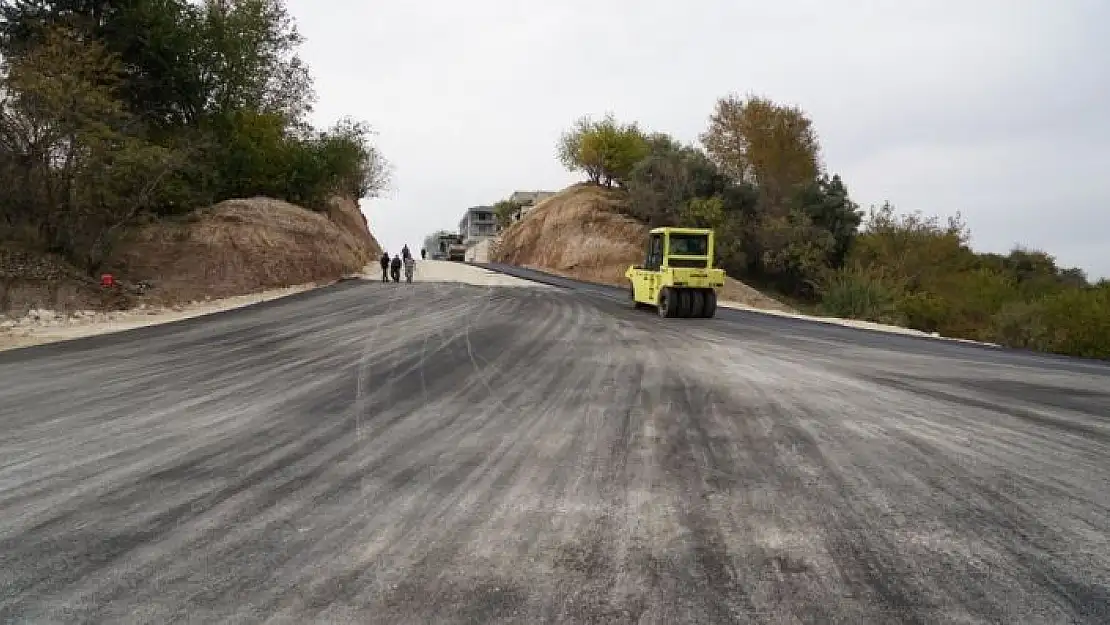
xmin=0 ymin=0 xmax=389 ymax=272
xmin=556 ymin=96 xmax=1109 ymax=359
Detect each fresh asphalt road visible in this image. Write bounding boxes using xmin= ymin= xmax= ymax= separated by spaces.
xmin=1 ymin=267 xmax=1109 ymax=624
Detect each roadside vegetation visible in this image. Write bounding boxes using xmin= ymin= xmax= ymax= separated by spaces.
xmin=555 ymin=97 xmax=1109 ymax=359
xmin=492 ymin=199 xmax=523 ymax=229
xmin=0 ymin=0 xmax=389 ymax=275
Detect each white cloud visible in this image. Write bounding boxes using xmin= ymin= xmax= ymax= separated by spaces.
xmin=286 ymin=0 xmax=1110 ymax=277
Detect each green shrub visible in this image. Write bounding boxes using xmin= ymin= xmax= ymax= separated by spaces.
xmin=893 ymin=291 xmax=950 ymax=334
xmin=990 ymin=299 xmax=1052 ymax=351
xmin=817 ymin=268 xmax=897 ymax=322
xmin=1033 ymin=288 xmax=1110 ymax=359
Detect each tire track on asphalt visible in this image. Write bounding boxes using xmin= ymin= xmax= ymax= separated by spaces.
xmin=2 ymin=277 xmax=1109 ymax=623
xmin=233 ymin=289 xmax=593 ymax=619
xmin=48 ymin=288 xmax=565 ymax=620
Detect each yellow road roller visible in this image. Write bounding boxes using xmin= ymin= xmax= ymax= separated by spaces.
xmin=625 ymin=227 xmax=725 ymax=318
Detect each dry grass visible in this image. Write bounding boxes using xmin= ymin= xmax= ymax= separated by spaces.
xmin=104 ymin=196 xmax=380 ymax=305
xmin=494 ymin=183 xmax=791 ymax=311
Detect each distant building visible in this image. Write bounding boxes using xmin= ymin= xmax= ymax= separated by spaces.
xmin=458 ymin=205 xmax=499 ymax=245
xmin=508 ymin=190 xmax=557 ymax=223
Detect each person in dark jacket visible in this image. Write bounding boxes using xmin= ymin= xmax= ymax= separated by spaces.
xmin=401 ymin=244 xmax=411 ymax=261
xmin=420 ymin=247 xmax=426 ymax=260
xmin=390 ymin=254 xmax=402 ymax=282
xmin=379 ymin=252 xmax=390 ymax=282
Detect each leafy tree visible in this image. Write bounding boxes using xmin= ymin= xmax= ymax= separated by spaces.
xmin=792 ymin=174 xmax=862 ymax=269
xmin=492 ymin=198 xmax=522 ymax=229
xmin=0 ymin=1 xmax=116 ymax=56
xmin=204 ymin=110 xmax=389 ymax=209
xmin=994 ymin=246 xmax=1089 ymax=294
xmin=101 ymin=0 xmax=209 ymax=129
xmin=2 ymin=1 xmax=205 ymax=128
xmin=0 ymin=25 xmax=181 ymax=269
xmin=557 ymin=113 xmax=649 ymax=187
xmin=1006 ymin=246 xmax=1057 ymax=280
xmin=1057 ymin=267 xmax=1088 ymax=289
xmin=0 ymin=0 xmax=314 ymax=128
xmin=626 ymin=135 xmax=737 ymax=225
xmin=0 ymin=0 xmax=389 ymax=273
xmin=756 ymin=210 xmax=837 ymax=296
xmin=679 ymin=196 xmax=726 ymax=230
xmin=700 ymin=93 xmax=822 ymax=209
xmin=206 ymin=107 xmax=292 ymax=200
xmin=307 ymin=117 xmax=390 ymax=201
xmin=195 ymin=0 xmax=314 ymax=124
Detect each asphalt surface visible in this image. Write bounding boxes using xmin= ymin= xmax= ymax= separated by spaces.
xmin=2 ymin=268 xmax=1109 ymax=624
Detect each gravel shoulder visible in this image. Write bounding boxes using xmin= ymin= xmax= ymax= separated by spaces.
xmin=1 ymin=276 xmax=1108 ymax=623
xmin=0 ymin=282 xmax=325 ymax=352
xmin=715 ymin=300 xmax=998 ymax=345
xmin=0 ymin=261 xmax=545 ymax=353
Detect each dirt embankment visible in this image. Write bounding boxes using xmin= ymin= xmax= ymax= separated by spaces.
xmin=0 ymin=247 xmax=127 ymax=318
xmin=105 ymin=196 xmax=379 ymax=305
xmin=492 ymin=183 xmax=790 ymax=312
xmin=1 ymin=195 xmax=381 ymax=319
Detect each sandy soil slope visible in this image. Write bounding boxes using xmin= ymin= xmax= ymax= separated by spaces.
xmin=104 ymin=196 xmax=379 ymax=304
xmin=2 ymin=196 xmax=385 ymax=352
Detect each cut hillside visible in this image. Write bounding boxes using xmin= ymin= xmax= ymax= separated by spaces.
xmin=105 ymin=196 xmax=381 ymax=305
xmin=493 ymin=183 xmax=791 ymax=312
xmin=1 ymin=196 xmax=381 ymax=318
xmin=0 ymin=245 xmax=132 ymax=318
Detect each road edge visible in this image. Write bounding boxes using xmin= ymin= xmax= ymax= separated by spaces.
xmin=474 ymin=262 xmax=1110 ymax=363
xmin=0 ymin=275 xmax=364 ymax=358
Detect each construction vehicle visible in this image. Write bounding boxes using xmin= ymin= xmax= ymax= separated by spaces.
xmin=625 ymin=227 xmax=725 ymax=318
xmin=425 ymin=232 xmax=467 ymax=261
xmin=446 ymin=237 xmax=466 ymax=262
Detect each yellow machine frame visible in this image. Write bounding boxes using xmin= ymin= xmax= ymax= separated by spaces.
xmin=625 ymin=227 xmax=725 ymax=318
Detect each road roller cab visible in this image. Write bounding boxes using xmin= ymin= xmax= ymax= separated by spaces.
xmin=625 ymin=227 xmax=725 ymax=318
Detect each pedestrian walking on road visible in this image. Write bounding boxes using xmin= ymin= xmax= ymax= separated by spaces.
xmin=379 ymin=252 xmax=390 ymax=282
xmin=420 ymin=247 xmax=426 ymax=260
xmin=390 ymin=255 xmax=402 ymax=283
xmin=401 ymin=244 xmax=411 ymax=261
xmin=403 ymin=255 xmax=416 ymax=283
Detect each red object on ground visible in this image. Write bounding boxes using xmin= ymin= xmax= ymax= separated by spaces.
xmin=100 ymin=274 xmax=115 ymax=288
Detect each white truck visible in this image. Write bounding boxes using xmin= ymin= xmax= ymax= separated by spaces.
xmin=425 ymin=232 xmax=466 ymax=262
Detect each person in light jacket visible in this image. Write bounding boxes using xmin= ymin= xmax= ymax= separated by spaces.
xmin=403 ymin=255 xmax=416 ymax=283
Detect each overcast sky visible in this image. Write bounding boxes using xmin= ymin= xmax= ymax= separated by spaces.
xmin=285 ymin=0 xmax=1109 ymax=278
